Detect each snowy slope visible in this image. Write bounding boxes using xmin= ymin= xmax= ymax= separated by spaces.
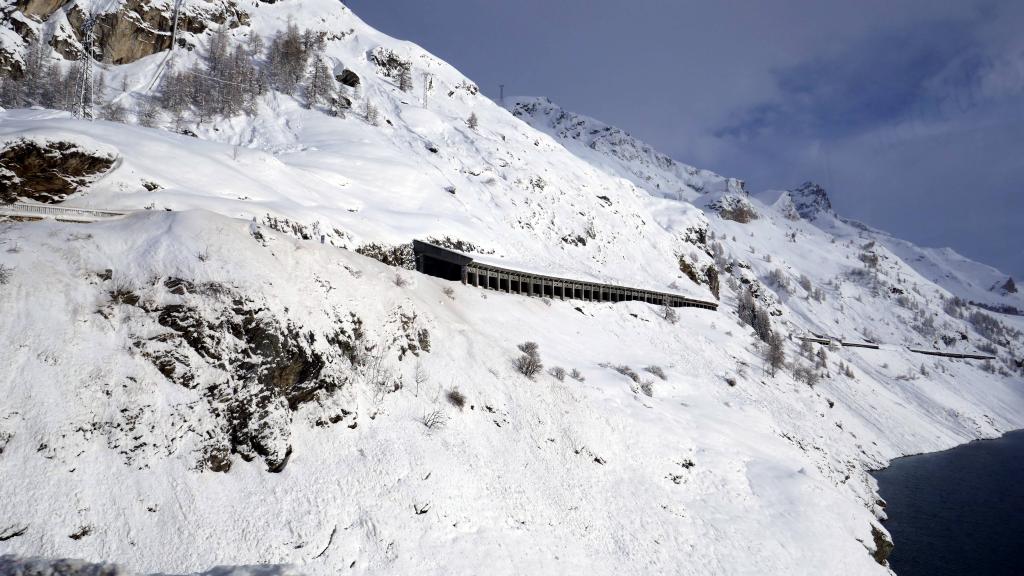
xmin=1 ymin=1 xmax=1023 ymax=575
xmin=1 ymin=211 xmax=1022 ymax=576
xmin=511 ymin=97 xmax=1024 ymax=352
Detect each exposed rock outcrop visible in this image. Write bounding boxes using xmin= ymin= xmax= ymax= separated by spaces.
xmin=870 ymin=525 xmax=894 ymax=565
xmin=0 ymin=139 xmax=116 ymax=203
xmin=131 ymin=278 xmax=355 ymax=473
xmin=706 ymin=193 xmax=759 ymax=223
xmin=790 ymin=181 xmax=834 ymax=220
xmin=336 ymin=68 xmax=360 ymax=88
xmin=60 ymin=0 xmax=249 ymax=63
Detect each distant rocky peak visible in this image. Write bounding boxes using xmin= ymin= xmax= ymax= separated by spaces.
xmin=996 ymin=277 xmax=1018 ymax=295
xmin=790 ymin=181 xmax=834 ymax=220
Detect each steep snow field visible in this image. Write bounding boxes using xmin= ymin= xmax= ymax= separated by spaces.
xmin=1 ymin=211 xmax=1021 ymax=576
xmin=1 ymin=0 xmax=1023 ymax=574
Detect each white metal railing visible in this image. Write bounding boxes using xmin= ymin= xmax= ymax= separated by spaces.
xmin=0 ymin=202 xmax=128 ymax=221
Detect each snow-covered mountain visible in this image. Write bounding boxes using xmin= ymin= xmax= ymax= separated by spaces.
xmin=507 ymin=96 xmax=743 ymax=202
xmin=1 ymin=1 xmax=1023 ymax=575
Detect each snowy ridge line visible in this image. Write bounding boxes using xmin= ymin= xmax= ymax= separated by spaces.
xmin=797 ymin=335 xmax=997 ymax=360
xmin=0 ymin=202 xmax=129 ymax=222
xmin=413 ymin=239 xmax=719 ymax=310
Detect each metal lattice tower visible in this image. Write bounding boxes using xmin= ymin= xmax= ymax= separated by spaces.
xmin=73 ymin=16 xmax=96 ymax=120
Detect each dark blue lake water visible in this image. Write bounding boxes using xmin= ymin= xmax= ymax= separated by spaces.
xmin=872 ymin=430 xmax=1024 ymax=576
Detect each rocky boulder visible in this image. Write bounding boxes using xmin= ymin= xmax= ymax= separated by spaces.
xmin=705 ymin=193 xmax=759 ymax=223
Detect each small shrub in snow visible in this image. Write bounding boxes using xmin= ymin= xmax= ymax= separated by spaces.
xmin=0 ymin=263 xmax=11 ymax=285
xmin=569 ymin=368 xmax=585 ymax=382
xmin=514 ymin=342 xmax=543 ymax=378
xmin=793 ymin=363 xmax=820 ymax=387
xmin=644 ymin=365 xmax=667 ymax=380
xmin=109 ymin=277 xmax=139 ymax=306
xmin=442 ymin=286 xmax=455 ymax=300
xmin=608 ymin=364 xmax=641 ymax=383
xmin=639 ymin=380 xmax=654 ymax=397
xmin=445 ymin=387 xmax=466 ymax=410
xmin=364 ymin=341 xmax=398 ymax=403
xmin=137 ymin=101 xmax=161 ymax=128
xmin=393 ymin=273 xmax=409 ymax=288
xmin=548 ymin=366 xmax=566 ymax=381
xmin=466 ymin=112 xmax=479 ymax=130
xmin=420 ymin=408 xmax=448 ymax=430
xmin=518 ymin=341 xmax=539 ymax=355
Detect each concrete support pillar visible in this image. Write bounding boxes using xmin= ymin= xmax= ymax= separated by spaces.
xmin=461 ymin=266 xmax=468 ymax=285
xmin=471 ymin=269 xmax=479 ymax=287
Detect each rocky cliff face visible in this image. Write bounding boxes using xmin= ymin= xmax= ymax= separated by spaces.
xmin=1 ymin=0 xmax=248 ymax=74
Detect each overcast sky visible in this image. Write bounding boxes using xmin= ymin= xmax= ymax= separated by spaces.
xmin=347 ymin=0 xmax=1024 ymax=280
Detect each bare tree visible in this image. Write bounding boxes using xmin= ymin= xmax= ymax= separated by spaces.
xmin=466 ymin=112 xmax=479 ymax=130
xmin=364 ymin=100 xmax=379 ymax=126
xmin=413 ymin=361 xmax=429 ymax=396
xmin=267 ymin=22 xmax=309 ymax=94
xmin=100 ymin=99 xmax=127 ymax=122
xmin=767 ymin=331 xmax=785 ymax=376
xmin=514 ymin=341 xmax=543 ymax=378
xmin=398 ymin=63 xmax=413 ymax=92
xmin=306 ymin=55 xmax=334 ymax=107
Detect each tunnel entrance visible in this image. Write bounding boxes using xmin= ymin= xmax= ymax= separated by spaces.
xmin=421 ymin=254 xmax=463 ymax=281
xmin=412 ymin=239 xmax=719 ymax=312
